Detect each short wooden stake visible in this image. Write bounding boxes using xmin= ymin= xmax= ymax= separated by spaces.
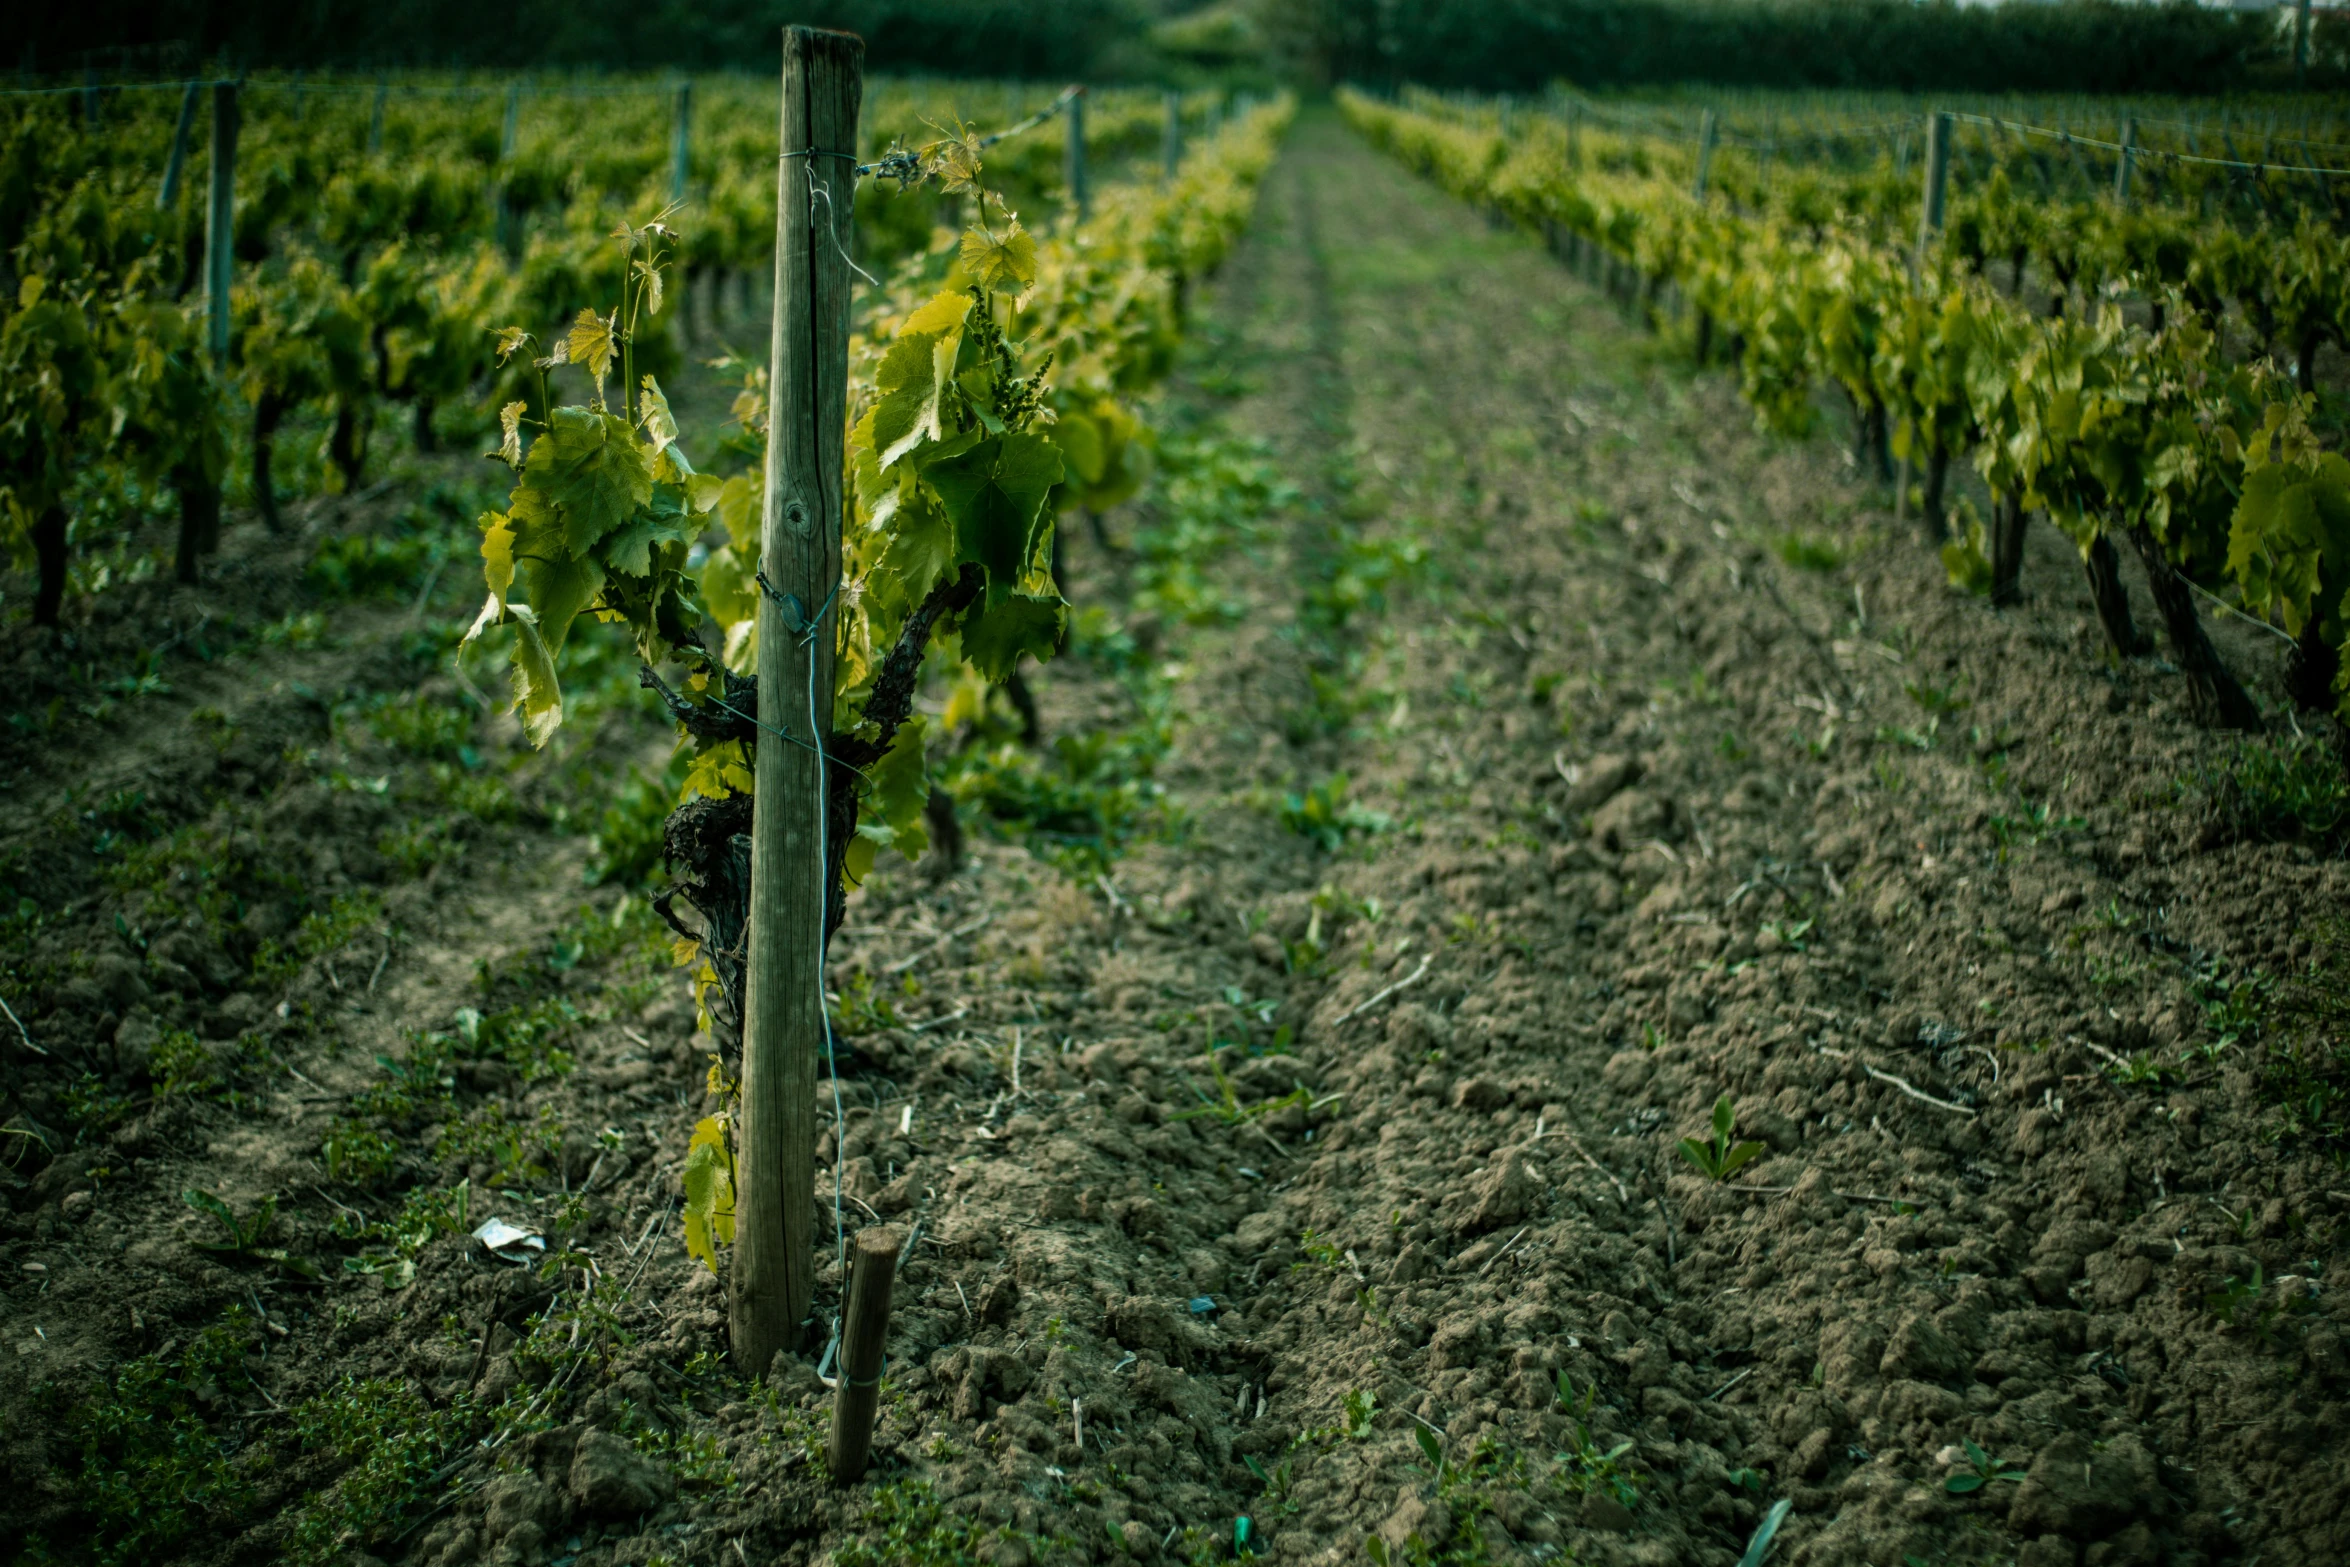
xmin=2113 ymin=117 xmax=2135 ymax=204
xmin=1162 ymin=90 xmax=1182 ymax=180
xmin=829 ymin=1226 xmax=901 ymax=1484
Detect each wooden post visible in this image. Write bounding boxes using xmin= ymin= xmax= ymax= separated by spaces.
xmin=671 ymin=80 xmax=693 ymax=204
xmin=1692 ymin=109 xmax=1718 ymax=201
xmin=734 ymin=23 xmax=863 ymax=1379
xmin=1162 ymin=90 xmax=1182 ymax=181
xmin=496 ymin=81 xmax=521 ymax=254
xmin=158 ymin=80 xmax=198 ymax=209
xmin=204 ymin=81 xmax=238 ymax=366
xmin=1064 ymin=87 xmax=1089 ymax=224
xmin=367 ymin=77 xmax=387 ymax=157
xmin=2113 ymin=117 xmax=2134 ymax=204
xmin=1916 ymin=111 xmax=1950 ymax=274
xmin=828 ymin=1226 xmax=901 ymax=1483
xmin=2296 ymin=0 xmax=2313 ymax=88
xmin=81 ymin=68 xmax=98 ymax=131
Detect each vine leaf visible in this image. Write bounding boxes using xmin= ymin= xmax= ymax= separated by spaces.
xmin=492 ymin=400 xmax=526 ymax=469
xmin=959 ymin=589 xmax=1066 ymax=682
xmin=563 ymin=307 xmax=618 ymax=403
xmin=507 ymin=606 xmax=565 ymax=748
xmin=928 ymin=431 xmax=1063 ymax=600
xmin=479 ymin=509 xmax=518 ymax=612
xmin=526 ymin=406 xmax=651 ymax=558
xmin=960 ymin=220 xmax=1037 ymax=297
xmin=681 ymin=1114 xmax=736 ymax=1275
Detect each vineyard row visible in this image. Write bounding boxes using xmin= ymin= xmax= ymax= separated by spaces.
xmin=0 ymin=73 xmax=1254 ymax=628
xmin=1341 ymin=88 xmax=2350 ymax=741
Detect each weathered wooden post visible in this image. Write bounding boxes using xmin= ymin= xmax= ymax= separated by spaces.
xmin=1064 ymin=87 xmax=1090 ymax=223
xmin=671 ymin=80 xmax=694 ymax=204
xmin=158 ymin=81 xmax=199 ymax=209
xmin=1692 ymin=109 xmax=1718 ymax=201
xmin=733 ymin=23 xmax=863 ymax=1379
xmin=204 ymin=81 xmax=238 ymax=365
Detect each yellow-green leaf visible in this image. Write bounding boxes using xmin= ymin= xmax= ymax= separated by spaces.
xmin=507 ymin=606 xmax=565 ymax=748
xmin=681 ymin=1114 xmax=736 ymax=1274
xmin=960 ymin=221 xmax=1037 ymax=297
xmin=564 ymin=308 xmax=617 ymax=402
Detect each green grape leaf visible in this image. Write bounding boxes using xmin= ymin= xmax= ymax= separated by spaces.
xmin=506 ymin=605 xmax=565 ymax=749
xmin=960 ymin=221 xmax=1037 ymax=297
xmin=599 ymin=483 xmax=697 ymax=578
xmin=680 ymin=1114 xmax=736 ymax=1275
xmin=844 ymin=827 xmax=883 ymax=886
xmin=958 ymin=589 xmax=1066 ymax=682
xmin=517 ymin=550 xmax=606 ymax=656
xmin=865 ymin=714 xmax=931 ymax=864
xmin=525 ymin=406 xmax=652 ymax=557
xmin=867 ymin=487 xmax=959 ymax=618
xmin=926 ymin=431 xmax=1064 ymax=599
xmin=870 ymin=292 xmax=971 ymax=469
xmin=699 ymin=542 xmax=757 ymax=629
xmin=714 ymin=471 xmax=760 ymax=552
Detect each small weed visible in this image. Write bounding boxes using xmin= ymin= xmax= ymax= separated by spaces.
xmin=1942 ymin=1436 xmax=2027 ymax=1493
xmin=1676 ymin=1094 xmax=1766 ymax=1182
xmin=1552 ymin=1376 xmax=1643 ymax=1505
xmin=1773 ymin=530 xmax=1850 ymax=573
xmin=1906 ymin=679 xmax=1972 ymax=717
xmin=1344 ymin=1386 xmax=1378 ymax=1440
xmin=182 ymin=1188 xmax=321 ymax=1279
xmin=1279 ymin=773 xmax=1391 ymax=853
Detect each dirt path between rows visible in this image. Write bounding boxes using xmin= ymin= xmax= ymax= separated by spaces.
xmin=6 ymin=107 xmax=2349 ymax=1567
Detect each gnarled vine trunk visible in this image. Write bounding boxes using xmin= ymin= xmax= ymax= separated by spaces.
xmin=2083 ymin=533 xmax=2148 ymax=659
xmin=2126 ymin=523 xmax=2261 ymax=732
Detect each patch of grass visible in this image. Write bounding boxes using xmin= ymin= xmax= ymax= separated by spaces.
xmin=835 ymin=1479 xmax=1068 ymax=1567
xmin=2264 ymin=924 xmax=2350 ymax=1151
xmin=361 ymin=691 xmax=477 ymax=762
xmin=2191 ymin=734 xmax=2349 ymax=851
xmin=588 ymin=755 xmax=689 ymax=888
xmin=1773 ymin=529 xmax=1853 ymax=573
xmin=251 ymin=891 xmax=385 ymax=989
xmin=40 ymin=1308 xmax=262 ymax=1566
xmin=1277 ymin=773 xmax=1391 ymax=853
xmin=945 ymin=721 xmax=1172 ymax=880
xmin=153 ymin=1029 xmax=272 ymax=1106
xmin=283 ymin=1377 xmax=476 ymax=1564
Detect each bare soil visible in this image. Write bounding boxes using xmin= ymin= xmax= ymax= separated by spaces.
xmin=5 ymin=106 xmax=2349 ymax=1567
